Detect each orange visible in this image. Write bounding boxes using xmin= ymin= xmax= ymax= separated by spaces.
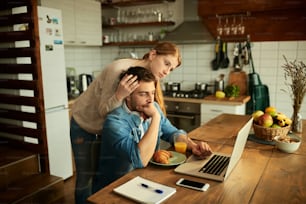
xmin=265 ymin=106 xmax=277 ymax=116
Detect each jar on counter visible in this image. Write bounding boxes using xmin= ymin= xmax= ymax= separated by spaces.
xmin=214 ymin=74 xmax=225 ymax=92
xmin=103 ymin=35 xmax=109 ymax=44
xmin=109 ymin=17 xmax=116 ymax=25
xmin=148 ymin=32 xmax=154 ymax=41
xmin=157 ymin=12 xmax=162 ymax=22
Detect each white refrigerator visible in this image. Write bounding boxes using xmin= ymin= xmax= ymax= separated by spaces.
xmin=14 ymin=6 xmax=73 ymax=180
xmin=14 ymin=6 xmax=72 ymax=180
xmin=36 ymin=6 xmax=73 ymax=180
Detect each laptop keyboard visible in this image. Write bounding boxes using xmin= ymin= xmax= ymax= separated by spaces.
xmin=199 ymin=155 xmax=230 ymax=176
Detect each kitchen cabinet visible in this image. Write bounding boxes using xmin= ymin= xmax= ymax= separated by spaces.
xmin=101 ymin=0 xmax=179 ymax=46
xmin=200 ymin=95 xmax=250 ymax=125
xmin=198 ymin=0 xmax=306 ymax=15
xmin=164 ymin=95 xmax=250 ymax=128
xmin=198 ymin=0 xmax=306 ymax=42
xmin=200 ymin=103 xmax=246 ymax=125
xmin=40 ymin=0 xmax=102 ymax=46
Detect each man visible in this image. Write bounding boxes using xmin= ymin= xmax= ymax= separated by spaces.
xmin=92 ymin=67 xmax=212 ymax=192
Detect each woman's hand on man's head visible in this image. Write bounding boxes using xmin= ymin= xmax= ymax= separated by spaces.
xmin=115 ymin=74 xmax=139 ymax=101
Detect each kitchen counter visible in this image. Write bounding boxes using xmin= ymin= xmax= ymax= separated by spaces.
xmin=164 ymin=95 xmax=250 ymax=126
xmin=87 ymin=115 xmax=306 ymax=204
xmin=164 ymin=95 xmax=250 ymax=105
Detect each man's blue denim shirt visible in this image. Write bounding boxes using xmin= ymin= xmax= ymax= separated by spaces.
xmin=96 ymin=101 xmax=186 ymax=187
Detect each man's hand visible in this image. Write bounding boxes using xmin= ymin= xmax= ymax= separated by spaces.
xmin=190 ymin=141 xmax=212 ymax=159
xmin=139 ymin=103 xmax=160 ymax=119
xmin=138 ymin=102 xmax=161 ymax=166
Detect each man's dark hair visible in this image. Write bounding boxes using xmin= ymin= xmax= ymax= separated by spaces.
xmin=119 ymin=66 xmax=156 ymax=83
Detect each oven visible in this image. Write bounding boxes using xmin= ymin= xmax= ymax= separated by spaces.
xmin=165 ymin=101 xmax=201 ymax=133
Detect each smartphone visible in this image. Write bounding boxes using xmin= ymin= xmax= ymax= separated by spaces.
xmin=176 ymin=178 xmax=210 ymax=191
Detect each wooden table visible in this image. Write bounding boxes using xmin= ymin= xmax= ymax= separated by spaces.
xmin=87 ymin=114 xmax=306 ymax=204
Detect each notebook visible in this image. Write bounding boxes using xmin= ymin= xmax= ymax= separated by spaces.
xmin=174 ymin=116 xmax=253 ymax=182
xmin=113 ymin=176 xmax=176 ymax=204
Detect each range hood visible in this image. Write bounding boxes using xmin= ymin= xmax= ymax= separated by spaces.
xmin=162 ymin=20 xmax=214 ymax=44
xmin=162 ymin=0 xmax=214 ymax=44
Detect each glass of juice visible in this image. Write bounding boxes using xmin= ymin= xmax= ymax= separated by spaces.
xmin=174 ymin=135 xmax=187 ymax=154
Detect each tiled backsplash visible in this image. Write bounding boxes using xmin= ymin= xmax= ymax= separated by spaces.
xmin=64 ymin=46 xmax=103 ymax=75
xmin=65 ymin=41 xmax=306 ymax=118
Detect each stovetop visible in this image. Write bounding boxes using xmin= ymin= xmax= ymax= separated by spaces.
xmin=163 ymin=89 xmax=211 ymax=99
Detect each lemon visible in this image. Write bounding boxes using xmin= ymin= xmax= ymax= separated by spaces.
xmin=215 ymin=91 xmax=225 ymax=99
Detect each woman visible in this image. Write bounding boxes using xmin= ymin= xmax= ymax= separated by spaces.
xmin=70 ymin=42 xmax=181 ymax=204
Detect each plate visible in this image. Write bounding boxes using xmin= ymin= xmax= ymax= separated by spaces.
xmin=150 ymin=151 xmax=187 ymax=166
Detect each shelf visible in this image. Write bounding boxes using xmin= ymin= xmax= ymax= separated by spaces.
xmin=101 ymin=0 xmax=178 ymax=46
xmin=103 ymin=21 xmax=175 ymax=28
xmin=102 ymin=0 xmax=175 ymax=8
xmin=103 ymin=40 xmax=159 ymax=46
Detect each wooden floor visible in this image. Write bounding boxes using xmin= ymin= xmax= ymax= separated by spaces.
xmin=59 ymin=174 xmax=76 ymax=204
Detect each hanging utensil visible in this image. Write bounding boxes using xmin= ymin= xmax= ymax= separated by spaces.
xmin=233 ymin=43 xmax=240 ymax=70
xmin=242 ymin=41 xmax=249 ymax=65
xmin=238 ymin=42 xmax=244 ymax=69
xmin=239 ymin=42 xmax=248 ymax=67
xmin=220 ymin=41 xmax=229 ymax=68
xmin=211 ymin=37 xmax=222 ymax=70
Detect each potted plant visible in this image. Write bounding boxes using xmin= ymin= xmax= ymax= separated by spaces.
xmin=159 ymin=29 xmax=167 ymax=40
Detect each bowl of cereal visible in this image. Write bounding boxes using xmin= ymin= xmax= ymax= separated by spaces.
xmin=273 ymin=133 xmax=301 ymax=153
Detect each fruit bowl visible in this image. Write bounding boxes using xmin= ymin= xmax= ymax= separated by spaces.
xmin=253 ymin=123 xmax=291 ymax=141
xmin=273 ymin=134 xmax=301 ymax=153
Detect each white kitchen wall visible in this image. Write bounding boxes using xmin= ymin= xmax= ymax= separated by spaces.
xmin=64 ymin=40 xmax=306 ymax=119
xmin=64 ymin=46 xmax=104 ymax=76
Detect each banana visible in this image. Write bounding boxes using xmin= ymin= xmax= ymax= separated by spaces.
xmin=285 ymin=118 xmax=292 ymax=125
xmin=278 ymin=119 xmax=286 ymax=127
xmin=275 ymin=112 xmax=287 ymax=121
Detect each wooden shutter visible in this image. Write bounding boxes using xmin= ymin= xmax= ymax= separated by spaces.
xmin=0 ymin=0 xmax=49 ymax=173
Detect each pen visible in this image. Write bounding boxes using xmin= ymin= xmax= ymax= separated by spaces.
xmin=140 ymin=183 xmax=163 ymax=194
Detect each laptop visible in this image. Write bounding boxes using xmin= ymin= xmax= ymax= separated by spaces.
xmin=174 ymin=116 xmax=253 ymax=182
